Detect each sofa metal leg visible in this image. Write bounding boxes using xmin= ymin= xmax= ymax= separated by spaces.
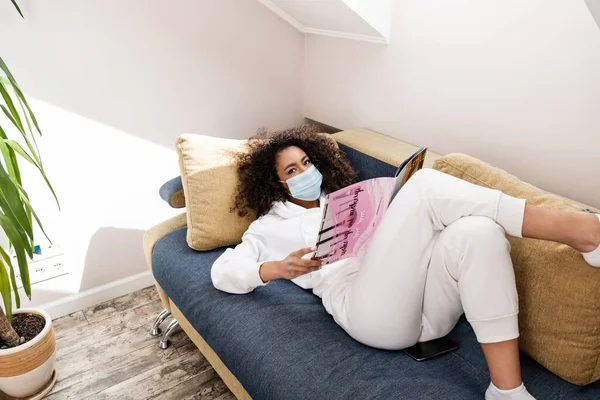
xmin=151 ymin=309 xmax=171 ymax=336
xmin=159 ymin=319 xmax=180 ymax=349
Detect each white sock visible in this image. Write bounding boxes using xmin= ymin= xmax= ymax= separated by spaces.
xmin=485 ymin=382 xmax=535 ymax=400
xmin=582 ymin=214 xmax=600 ymax=267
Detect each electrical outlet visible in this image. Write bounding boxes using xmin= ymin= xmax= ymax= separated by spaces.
xmin=15 ymin=254 xmax=68 ymax=288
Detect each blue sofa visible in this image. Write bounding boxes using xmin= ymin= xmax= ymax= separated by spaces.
xmin=144 ymin=132 xmax=600 ymax=399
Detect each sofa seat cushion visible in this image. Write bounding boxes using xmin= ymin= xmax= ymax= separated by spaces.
xmin=433 ymin=154 xmax=600 ymax=386
xmin=152 ymin=227 xmax=600 ymax=400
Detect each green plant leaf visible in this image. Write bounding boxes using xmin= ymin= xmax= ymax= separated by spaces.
xmin=0 ymin=214 xmax=30 ymax=299
xmin=0 ymin=196 xmax=28 ymax=246
xmin=0 ymin=80 xmax=24 ymax=132
xmin=10 ymin=0 xmax=24 ymax=18
xmin=16 ymin=185 xmax=51 ymax=243
xmin=0 ymin=147 xmax=28 ymax=241
xmin=0 ymin=58 xmax=41 ymax=135
xmin=0 ymin=201 xmax=31 ymax=256
xmin=0 ymin=105 xmax=23 ymax=133
xmin=0 ymin=197 xmax=22 ymax=242
xmin=3 ymin=139 xmax=60 ymax=211
xmin=0 ymin=163 xmax=33 ymax=240
xmin=13 ymin=244 xmax=29 ymax=299
xmin=0 ymin=132 xmax=22 ymax=184
xmin=2 ymin=84 xmax=44 ymax=168
xmin=0 ymin=192 xmax=33 ymax=245
xmin=0 ymin=66 xmax=51 ymax=212
xmin=7 ymin=148 xmax=21 ymax=185
xmin=15 ymin=93 xmax=42 ymax=169
xmin=41 ymin=173 xmax=61 ymax=210
xmin=1 ymin=136 xmax=52 ymax=221
xmin=0 ymin=258 xmax=13 ymax=323
xmin=4 ymin=139 xmax=39 ymax=169
xmin=0 ymin=105 xmax=42 ymax=169
xmin=0 ymin=246 xmax=20 ymax=309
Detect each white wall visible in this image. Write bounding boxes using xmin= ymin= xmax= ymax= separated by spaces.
xmin=304 ymin=0 xmax=600 ymax=208
xmin=0 ymin=0 xmax=304 ymax=310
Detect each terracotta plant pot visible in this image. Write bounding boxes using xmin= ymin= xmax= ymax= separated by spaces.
xmin=0 ymin=308 xmax=56 ymax=398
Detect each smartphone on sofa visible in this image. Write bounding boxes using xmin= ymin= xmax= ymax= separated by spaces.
xmin=403 ymin=337 xmax=458 ymax=361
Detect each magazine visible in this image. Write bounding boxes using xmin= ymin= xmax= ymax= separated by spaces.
xmin=312 ymin=146 xmax=427 ymax=265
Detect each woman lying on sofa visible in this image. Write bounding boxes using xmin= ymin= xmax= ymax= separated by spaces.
xmin=211 ymin=126 xmax=600 ymax=400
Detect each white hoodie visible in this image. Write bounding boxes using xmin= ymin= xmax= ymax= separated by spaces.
xmin=211 ymin=196 xmax=360 ymax=311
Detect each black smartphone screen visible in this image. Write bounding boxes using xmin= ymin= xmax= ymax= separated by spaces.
xmin=403 ymin=337 xmax=458 ymax=361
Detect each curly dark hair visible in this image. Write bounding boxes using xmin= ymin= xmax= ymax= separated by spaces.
xmin=232 ymin=125 xmax=357 ymax=218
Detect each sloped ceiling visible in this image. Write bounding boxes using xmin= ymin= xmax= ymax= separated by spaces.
xmin=257 ymin=0 xmax=392 ymax=44
xmin=585 ymin=0 xmax=600 ymax=29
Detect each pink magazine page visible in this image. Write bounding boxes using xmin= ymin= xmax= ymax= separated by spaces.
xmin=314 ymin=178 xmax=395 ymax=265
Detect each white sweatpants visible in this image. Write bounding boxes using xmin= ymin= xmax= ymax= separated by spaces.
xmin=336 ymin=169 xmax=526 ymax=350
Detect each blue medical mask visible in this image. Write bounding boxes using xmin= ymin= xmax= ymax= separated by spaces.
xmin=280 ymin=165 xmax=323 ymax=201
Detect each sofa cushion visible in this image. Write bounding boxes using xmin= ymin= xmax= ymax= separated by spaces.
xmin=433 ymin=153 xmax=600 ymax=386
xmin=176 ymin=134 xmax=255 ymax=251
xmin=152 ymin=227 xmax=600 ymax=400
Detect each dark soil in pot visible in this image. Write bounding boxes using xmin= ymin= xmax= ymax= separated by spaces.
xmin=0 ymin=313 xmax=45 ymax=349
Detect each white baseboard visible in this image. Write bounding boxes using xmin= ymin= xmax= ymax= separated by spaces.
xmin=39 ymin=271 xmax=156 ymax=319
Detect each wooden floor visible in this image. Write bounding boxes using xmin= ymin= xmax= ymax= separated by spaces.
xmin=29 ymin=286 xmax=233 ymax=400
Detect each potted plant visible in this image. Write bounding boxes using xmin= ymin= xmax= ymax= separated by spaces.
xmin=0 ymin=2 xmax=60 ymax=398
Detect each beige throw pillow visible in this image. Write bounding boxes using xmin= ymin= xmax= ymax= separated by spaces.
xmin=176 ymin=134 xmax=255 ymax=251
xmin=433 ymin=153 xmax=600 ymax=386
